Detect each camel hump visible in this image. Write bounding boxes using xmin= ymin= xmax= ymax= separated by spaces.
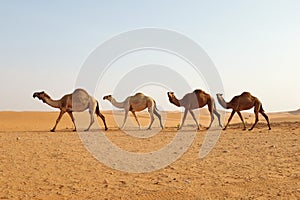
xmin=193 ymin=89 xmax=201 ymax=93
xmin=134 ymin=92 xmax=144 ymax=96
xmin=193 ymin=89 xmax=207 ymax=95
xmin=133 ymin=92 xmax=146 ymax=98
xmin=74 ymin=88 xmax=89 ymax=95
xmin=241 ymin=92 xmax=251 ymax=96
xmin=72 ymin=88 xmax=91 ymax=108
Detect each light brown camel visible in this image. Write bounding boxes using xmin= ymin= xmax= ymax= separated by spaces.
xmin=167 ymin=89 xmax=222 ymax=130
xmin=216 ymin=92 xmax=271 ymax=130
xmin=33 ymin=88 xmax=108 ymax=132
xmin=103 ymin=93 xmax=163 ymax=130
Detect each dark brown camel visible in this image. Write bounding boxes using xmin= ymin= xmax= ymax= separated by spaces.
xmin=167 ymin=89 xmax=222 ymax=130
xmin=216 ymin=92 xmax=271 ymax=131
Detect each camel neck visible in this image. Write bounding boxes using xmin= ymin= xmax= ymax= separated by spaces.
xmin=111 ymin=98 xmax=125 ymax=109
xmin=217 ymin=96 xmax=229 ymax=109
xmin=43 ymin=97 xmax=60 ymax=109
xmin=169 ymin=97 xmax=181 ymax=107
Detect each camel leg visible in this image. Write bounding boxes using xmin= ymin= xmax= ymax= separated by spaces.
xmin=249 ymin=109 xmax=259 ymax=131
xmin=189 ymin=110 xmax=200 ymax=130
xmin=51 ymin=110 xmax=65 ymax=132
xmin=179 ymin=109 xmax=188 ymax=130
xmin=206 ymin=103 xmax=215 ymax=130
xmin=207 ymin=112 xmax=215 ymax=130
xmin=121 ymin=110 xmax=129 ymax=129
xmin=223 ymin=110 xmax=236 ymax=130
xmin=98 ymin=112 xmax=108 ymax=131
xmin=147 ymin=108 xmax=155 ymax=130
xmin=237 ymin=111 xmax=246 ymax=130
xmin=131 ymin=111 xmax=141 ymax=129
xmin=153 ymin=109 xmax=163 ymax=129
xmin=85 ymin=110 xmax=95 ymax=131
xmin=260 ymin=110 xmax=271 ymax=130
xmin=213 ymin=109 xmax=223 ymax=128
xmin=67 ymin=111 xmax=77 ymax=131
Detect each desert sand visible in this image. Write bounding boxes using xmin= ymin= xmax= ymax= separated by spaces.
xmin=0 ymin=110 xmax=299 ymax=199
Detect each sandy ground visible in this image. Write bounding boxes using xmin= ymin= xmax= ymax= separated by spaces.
xmin=0 ymin=110 xmax=299 ymax=199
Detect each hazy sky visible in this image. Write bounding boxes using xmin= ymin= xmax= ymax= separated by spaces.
xmin=1 ymin=1 xmax=299 ymax=112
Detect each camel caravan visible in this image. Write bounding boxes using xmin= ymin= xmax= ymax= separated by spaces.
xmin=33 ymin=88 xmax=271 ymax=132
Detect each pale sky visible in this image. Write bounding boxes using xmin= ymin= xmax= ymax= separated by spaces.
xmin=1 ymin=1 xmax=299 ymax=112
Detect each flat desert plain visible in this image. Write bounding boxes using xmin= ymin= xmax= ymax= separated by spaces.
xmin=0 ymin=110 xmax=299 ymax=199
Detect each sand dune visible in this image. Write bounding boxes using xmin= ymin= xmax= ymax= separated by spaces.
xmin=0 ymin=111 xmax=299 ymax=199
xmin=289 ymin=109 xmax=300 ymax=115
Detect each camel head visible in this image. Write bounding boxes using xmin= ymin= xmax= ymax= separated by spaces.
xmin=33 ymin=91 xmax=50 ymax=103
xmin=167 ymin=92 xmax=180 ymax=107
xmin=103 ymin=95 xmax=113 ymax=102
xmin=167 ymin=92 xmax=176 ymax=99
xmin=216 ymin=94 xmax=224 ymax=101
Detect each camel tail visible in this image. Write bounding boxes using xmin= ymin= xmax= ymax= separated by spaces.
xmin=214 ymin=101 xmax=218 ymax=110
xmin=154 ymin=100 xmax=159 ymax=111
xmin=260 ymin=104 xmax=265 ymax=112
xmin=209 ymin=96 xmax=217 ymax=110
xmin=95 ymin=101 xmax=101 ymax=116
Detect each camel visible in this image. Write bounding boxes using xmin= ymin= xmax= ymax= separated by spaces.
xmin=167 ymin=89 xmax=222 ymax=130
xmin=216 ymin=92 xmax=271 ymax=130
xmin=33 ymin=88 xmax=108 ymax=132
xmin=103 ymin=93 xmax=163 ymax=130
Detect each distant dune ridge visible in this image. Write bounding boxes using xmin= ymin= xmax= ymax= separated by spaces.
xmin=289 ymin=109 xmax=300 ymax=115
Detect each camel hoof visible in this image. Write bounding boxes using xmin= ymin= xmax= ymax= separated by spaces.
xmin=84 ymin=129 xmax=89 ymax=132
xmin=222 ymin=128 xmax=226 ymax=131
xmin=50 ymin=129 xmax=55 ymax=132
xmin=105 ymin=128 xmax=108 ymax=131
xmin=248 ymin=128 xmax=253 ymax=131
xmin=268 ymin=127 xmax=271 ymax=130
xmin=73 ymin=129 xmax=77 ymax=132
xmin=243 ymin=128 xmax=247 ymax=131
